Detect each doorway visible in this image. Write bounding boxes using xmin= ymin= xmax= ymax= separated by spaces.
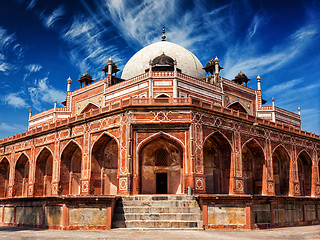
xmin=156 ymin=173 xmax=167 ymax=194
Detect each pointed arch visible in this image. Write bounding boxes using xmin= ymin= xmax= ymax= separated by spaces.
xmin=138 ymin=132 xmax=184 ymax=194
xmin=35 ymin=146 xmax=54 ymax=164
xmin=242 ymin=138 xmax=265 ymax=195
xmin=272 ymin=145 xmax=290 ymax=196
xmin=226 ymin=101 xmax=249 ymax=114
xmin=14 ymin=153 xmax=30 ymax=197
xmin=203 ymin=130 xmax=233 ymax=151
xmin=91 ymin=131 xmax=120 ymax=150
xmin=203 ymin=131 xmax=232 ymax=194
xmin=155 ymin=93 xmax=170 ymax=98
xmin=80 ymin=102 xmax=100 ymax=114
xmin=60 ymin=141 xmax=82 ymax=195
xmin=297 ymin=150 xmax=312 ymax=196
xmin=34 ymin=147 xmax=53 ymax=197
xmin=137 ymin=132 xmax=185 ymax=154
xmin=0 ymin=157 xmax=10 ymax=198
xmin=91 ymin=132 xmax=119 ymax=195
xmin=60 ymin=139 xmax=83 ymax=157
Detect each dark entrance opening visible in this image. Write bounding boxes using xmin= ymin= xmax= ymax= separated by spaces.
xmin=156 ymin=173 xmax=167 ymax=194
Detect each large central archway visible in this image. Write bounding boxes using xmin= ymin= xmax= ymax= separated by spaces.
xmin=91 ymin=133 xmax=118 ymax=195
xmin=204 ymin=132 xmax=231 ymax=194
xmin=138 ymin=134 xmax=183 ymax=194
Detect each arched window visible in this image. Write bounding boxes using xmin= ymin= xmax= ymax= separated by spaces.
xmin=155 ymin=149 xmax=168 ymax=166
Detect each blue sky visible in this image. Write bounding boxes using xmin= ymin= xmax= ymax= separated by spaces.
xmin=0 ymin=0 xmax=319 ymax=139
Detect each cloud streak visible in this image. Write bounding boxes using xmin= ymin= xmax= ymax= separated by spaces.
xmin=62 ymin=16 xmax=124 ymax=78
xmin=42 ymin=6 xmax=65 ymax=28
xmin=4 ymin=92 xmax=28 ymax=108
xmin=28 ymin=77 xmax=65 ymax=111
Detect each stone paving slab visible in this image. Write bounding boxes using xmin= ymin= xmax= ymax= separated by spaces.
xmin=0 ymin=225 xmax=319 ymax=239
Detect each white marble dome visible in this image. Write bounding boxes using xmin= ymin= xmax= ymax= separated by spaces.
xmin=121 ymin=41 xmax=206 ymax=80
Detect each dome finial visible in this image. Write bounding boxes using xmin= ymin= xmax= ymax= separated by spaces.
xmin=161 ymin=26 xmax=166 ymax=41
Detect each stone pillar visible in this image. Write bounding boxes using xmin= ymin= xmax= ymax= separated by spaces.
xmin=117 ymin=114 xmax=131 ymax=195
xmin=28 ymin=144 xmax=36 ymax=197
xmin=193 ymin=120 xmax=205 ymax=194
xmin=7 ymin=150 xmax=15 ymax=198
xmin=312 ymin=148 xmax=320 ymax=196
xmin=230 ymin=129 xmax=244 ymax=194
xmin=81 ymin=126 xmax=90 ymax=195
xmin=187 ymin=123 xmax=195 ymax=192
xmin=263 ymin=137 xmax=275 ymax=195
xmin=290 ymin=143 xmax=300 ymax=196
xmin=51 ymin=136 xmax=60 ymax=196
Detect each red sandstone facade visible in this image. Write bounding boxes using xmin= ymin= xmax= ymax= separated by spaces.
xmin=0 ymin=40 xmax=319 ymax=229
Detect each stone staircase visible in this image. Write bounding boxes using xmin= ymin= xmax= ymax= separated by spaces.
xmin=112 ymin=195 xmax=203 ymax=230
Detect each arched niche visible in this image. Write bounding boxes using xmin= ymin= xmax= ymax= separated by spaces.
xmin=0 ymin=158 xmax=10 ymax=198
xmin=139 ymin=135 xmax=183 ymax=194
xmin=227 ymin=101 xmax=248 ymax=114
xmin=81 ymin=102 xmax=99 ymax=114
xmin=242 ymin=139 xmax=265 ymax=195
xmin=91 ymin=134 xmax=118 ymax=195
xmin=60 ymin=141 xmax=82 ymax=195
xmin=272 ymin=146 xmax=290 ymax=196
xmin=297 ymin=151 xmax=312 ymax=196
xmin=14 ymin=154 xmax=29 ymax=197
xmin=204 ymin=132 xmax=231 ymax=194
xmin=34 ymin=148 xmax=53 ymax=197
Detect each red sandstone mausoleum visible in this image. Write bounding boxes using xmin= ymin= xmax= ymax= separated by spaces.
xmin=0 ymin=30 xmax=319 ymax=230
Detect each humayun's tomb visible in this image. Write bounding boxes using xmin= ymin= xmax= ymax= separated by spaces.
xmin=0 ymin=29 xmax=319 ymax=230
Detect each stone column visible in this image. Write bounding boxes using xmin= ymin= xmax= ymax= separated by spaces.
xmin=51 ymin=135 xmax=60 ymax=196
xmin=28 ymin=143 xmax=36 ymax=197
xmin=117 ymin=114 xmax=131 ymax=195
xmin=81 ymin=125 xmax=90 ymax=195
xmin=290 ymin=143 xmax=300 ymax=196
xmin=7 ymin=149 xmax=15 ymax=198
xmin=193 ymin=119 xmax=205 ymax=194
xmin=312 ymin=148 xmax=320 ymax=196
xmin=230 ymin=129 xmax=244 ymax=194
xmin=263 ymin=138 xmax=275 ymax=195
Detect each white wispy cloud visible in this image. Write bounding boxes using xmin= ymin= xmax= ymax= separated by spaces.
xmin=0 ymin=26 xmax=23 ymax=74
xmin=265 ymin=78 xmax=303 ymax=96
xmin=42 ymin=6 xmax=65 ymax=28
xmin=27 ymin=0 xmax=37 ymax=10
xmin=63 ymin=16 xmax=124 ymax=77
xmin=4 ymin=92 xmax=29 ymax=108
xmin=25 ymin=64 xmax=42 ymax=72
xmin=0 ymin=122 xmax=27 ymax=133
xmin=223 ymin=23 xmax=319 ymax=79
xmin=28 ymin=77 xmax=65 ymax=111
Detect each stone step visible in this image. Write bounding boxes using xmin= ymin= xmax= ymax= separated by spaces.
xmin=114 ymin=206 xmax=202 ymax=214
xmin=113 ymin=212 xmax=202 ymax=221
xmin=112 ymin=220 xmax=203 ymax=229
xmin=121 ymin=195 xmax=195 ymax=201
xmin=119 ymin=200 xmax=199 ymax=207
xmin=111 ymin=227 xmax=203 ymax=231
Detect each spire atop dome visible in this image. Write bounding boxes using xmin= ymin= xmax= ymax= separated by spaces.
xmin=161 ymin=26 xmax=166 ymax=41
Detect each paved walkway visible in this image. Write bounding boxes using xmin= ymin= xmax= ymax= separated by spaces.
xmin=0 ymin=225 xmax=319 ymax=239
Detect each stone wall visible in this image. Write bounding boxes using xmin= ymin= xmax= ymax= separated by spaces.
xmin=200 ymin=195 xmax=320 ymax=229
xmin=0 ymin=196 xmax=118 ymax=230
